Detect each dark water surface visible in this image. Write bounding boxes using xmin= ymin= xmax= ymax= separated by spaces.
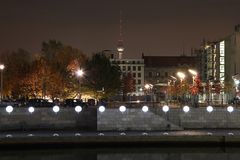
xmin=1 ymin=147 xmax=240 ymax=160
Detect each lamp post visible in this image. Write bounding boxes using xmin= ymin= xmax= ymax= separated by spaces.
xmin=177 ymin=72 xmax=186 ymax=106
xmin=144 ymin=83 xmax=153 ymax=104
xmin=188 ymin=69 xmax=198 ymax=107
xmin=188 ymin=69 xmax=197 ymax=85
xmin=177 ymin=72 xmax=186 ymax=83
xmin=168 ymin=76 xmax=177 ymax=104
xmin=76 ymin=69 xmax=84 ymax=99
xmin=0 ymin=64 xmax=5 ymax=102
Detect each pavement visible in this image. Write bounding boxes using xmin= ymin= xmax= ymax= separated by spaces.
xmin=1 ymin=129 xmax=240 ymax=147
xmin=1 ymin=129 xmax=240 ymax=137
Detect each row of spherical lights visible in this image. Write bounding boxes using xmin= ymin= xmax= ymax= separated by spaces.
xmin=5 ymin=105 xmax=83 ymax=114
xmin=98 ymin=105 xmax=235 ymax=113
xmin=4 ymin=105 xmax=235 ymax=114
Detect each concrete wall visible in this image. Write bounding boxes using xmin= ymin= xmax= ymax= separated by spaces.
xmin=98 ymin=107 xmax=240 ymax=131
xmin=0 ymin=107 xmax=97 ymax=131
xmin=1 ymin=106 xmax=240 ymax=131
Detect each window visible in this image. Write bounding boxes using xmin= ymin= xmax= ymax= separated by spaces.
xmin=220 ymin=73 xmax=224 ymax=80
xmin=149 ymin=72 xmax=152 ymax=78
xmin=156 ymin=72 xmax=160 ymax=77
xmin=128 ymin=66 xmax=131 ymax=71
xmin=133 ymin=73 xmax=136 ymax=77
xmin=133 ymin=66 xmax=136 ymax=71
xmin=165 ymin=72 xmax=168 ymax=77
xmin=122 ymin=66 xmax=126 ymax=71
xmin=138 ymin=79 xmax=141 ymax=84
xmin=138 ymin=73 xmax=141 ymax=77
xmin=138 ymin=66 xmax=141 ymax=71
xmin=220 ymin=65 xmax=224 ymax=72
xmin=220 ymin=57 xmax=224 ymax=65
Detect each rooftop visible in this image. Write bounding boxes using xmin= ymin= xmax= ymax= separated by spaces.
xmin=143 ymin=55 xmax=198 ymax=68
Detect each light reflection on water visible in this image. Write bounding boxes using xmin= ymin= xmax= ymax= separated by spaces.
xmin=0 ymin=147 xmax=240 ymax=160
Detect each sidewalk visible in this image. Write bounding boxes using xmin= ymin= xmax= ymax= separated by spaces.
xmin=1 ymin=130 xmax=240 ymax=147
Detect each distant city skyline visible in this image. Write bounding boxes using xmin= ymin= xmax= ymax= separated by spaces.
xmin=0 ymin=0 xmax=240 ymax=58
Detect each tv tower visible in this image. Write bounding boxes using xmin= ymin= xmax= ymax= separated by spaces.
xmin=117 ymin=10 xmax=124 ymax=59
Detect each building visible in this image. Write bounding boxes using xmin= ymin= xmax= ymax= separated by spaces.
xmin=110 ymin=58 xmax=145 ymax=96
xmin=142 ymin=55 xmax=198 ymax=101
xmin=198 ymin=25 xmax=240 ymax=103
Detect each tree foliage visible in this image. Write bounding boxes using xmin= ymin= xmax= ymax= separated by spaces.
xmin=84 ymin=53 xmax=121 ymax=99
xmin=0 ymin=40 xmax=87 ymax=99
xmin=122 ymin=72 xmax=135 ymax=95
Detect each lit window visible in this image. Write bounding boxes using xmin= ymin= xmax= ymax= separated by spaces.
xmin=220 ymin=65 xmax=224 ymax=72
xmin=220 ymin=57 xmax=224 ymax=64
xmin=220 ymin=73 xmax=225 ymax=81
xmin=220 ymin=41 xmax=225 ymax=56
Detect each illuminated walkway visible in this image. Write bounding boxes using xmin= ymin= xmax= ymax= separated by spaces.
xmin=1 ymin=130 xmax=240 ymax=147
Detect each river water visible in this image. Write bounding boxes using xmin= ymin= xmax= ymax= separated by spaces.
xmin=1 ymin=147 xmax=240 ymax=160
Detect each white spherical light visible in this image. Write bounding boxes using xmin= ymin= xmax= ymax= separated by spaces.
xmin=98 ymin=106 xmax=105 ymax=113
xmin=142 ymin=105 xmax=149 ymax=112
xmin=28 ymin=106 xmax=35 ymax=113
xmin=206 ymin=106 xmax=213 ymax=113
xmin=119 ymin=105 xmax=126 ymax=113
xmin=6 ymin=105 xmax=13 ymax=113
xmin=183 ymin=105 xmax=190 ymax=113
xmin=53 ymin=105 xmax=60 ymax=113
xmin=75 ymin=106 xmax=82 ymax=113
xmin=227 ymin=106 xmax=234 ymax=113
xmin=162 ymin=105 xmax=169 ymax=113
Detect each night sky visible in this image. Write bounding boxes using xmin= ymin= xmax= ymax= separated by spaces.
xmin=0 ymin=0 xmax=240 ymax=58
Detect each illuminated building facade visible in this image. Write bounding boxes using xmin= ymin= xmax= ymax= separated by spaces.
xmin=199 ymin=25 xmax=240 ymax=103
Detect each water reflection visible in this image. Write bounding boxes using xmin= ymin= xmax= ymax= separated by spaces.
xmin=0 ymin=147 xmax=240 ymax=160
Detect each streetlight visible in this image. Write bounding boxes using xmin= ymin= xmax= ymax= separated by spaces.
xmin=144 ymin=83 xmax=153 ymax=103
xmin=188 ymin=69 xmax=197 ymax=84
xmin=188 ymin=69 xmax=197 ymax=76
xmin=188 ymin=69 xmax=198 ymax=108
xmin=76 ymin=69 xmax=84 ymax=99
xmin=177 ymin=72 xmax=186 ymax=106
xmin=0 ymin=64 xmax=5 ymax=101
xmin=76 ymin=69 xmax=84 ymax=77
xmin=177 ymin=72 xmax=186 ymax=82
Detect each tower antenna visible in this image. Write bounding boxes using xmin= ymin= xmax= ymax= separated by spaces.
xmin=117 ymin=10 xmax=124 ymax=59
